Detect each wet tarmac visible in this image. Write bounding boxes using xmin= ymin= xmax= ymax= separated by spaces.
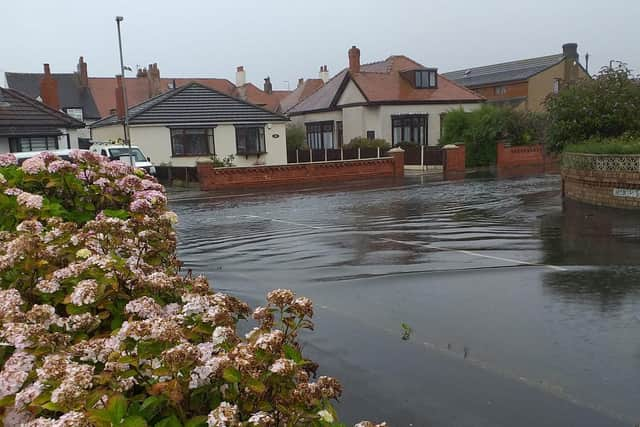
xmin=170 ymin=175 xmax=640 ymax=426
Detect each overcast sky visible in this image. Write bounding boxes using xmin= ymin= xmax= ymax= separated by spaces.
xmin=1 ymin=0 xmax=638 ymax=90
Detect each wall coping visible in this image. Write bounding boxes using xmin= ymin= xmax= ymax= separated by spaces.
xmin=563 ymin=152 xmax=640 ymax=158
xmin=197 ymin=156 xmax=393 ymax=170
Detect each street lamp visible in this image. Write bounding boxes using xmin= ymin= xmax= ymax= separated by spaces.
xmin=115 ymin=16 xmax=133 ymax=166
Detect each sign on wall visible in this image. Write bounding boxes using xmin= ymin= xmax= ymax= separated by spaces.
xmin=613 ymin=188 xmax=640 ymax=198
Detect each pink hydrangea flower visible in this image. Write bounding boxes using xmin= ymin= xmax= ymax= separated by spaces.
xmin=16 ymin=192 xmax=43 ymax=210
xmin=0 ymin=153 xmax=17 ymax=167
xmin=21 ymin=157 xmax=46 ymax=175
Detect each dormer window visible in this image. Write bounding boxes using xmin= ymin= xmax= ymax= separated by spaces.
xmin=416 ymin=70 xmax=437 ymax=88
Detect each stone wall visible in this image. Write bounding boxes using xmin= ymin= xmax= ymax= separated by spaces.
xmin=197 ymin=152 xmax=404 ymax=191
xmin=562 ymin=153 xmax=640 ymax=209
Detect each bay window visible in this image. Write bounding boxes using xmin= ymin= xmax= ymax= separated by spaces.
xmin=236 ymin=126 xmax=266 ymax=155
xmin=170 ymin=128 xmax=214 ymax=156
xmin=392 ymin=115 xmax=428 ymax=145
xmin=306 ymin=121 xmax=335 ymax=149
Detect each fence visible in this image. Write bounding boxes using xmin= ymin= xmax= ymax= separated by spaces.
xmin=287 ymin=147 xmax=384 ymax=164
xmin=155 ymin=166 xmax=199 ymax=185
xmin=401 ymin=145 xmax=444 ymax=167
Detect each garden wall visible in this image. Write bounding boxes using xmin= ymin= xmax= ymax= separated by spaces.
xmin=562 ymin=153 xmax=640 ymax=209
xmin=496 ymin=142 xmax=559 ymax=177
xmin=197 ymin=151 xmax=404 ymax=190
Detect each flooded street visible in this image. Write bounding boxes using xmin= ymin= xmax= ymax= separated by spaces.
xmin=170 ymin=175 xmax=640 ymax=427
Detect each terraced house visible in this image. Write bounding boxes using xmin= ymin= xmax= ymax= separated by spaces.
xmin=443 ymin=43 xmax=590 ymax=111
xmin=287 ymin=46 xmax=484 ymax=149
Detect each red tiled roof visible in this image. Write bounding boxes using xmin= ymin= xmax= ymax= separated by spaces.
xmin=279 ymin=79 xmax=325 ymax=113
xmin=88 ymin=77 xmax=286 ymax=118
xmin=289 ymin=55 xmax=483 ymax=115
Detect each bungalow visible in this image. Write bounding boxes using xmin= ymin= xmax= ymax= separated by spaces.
xmin=89 ymin=82 xmax=289 ymax=167
xmin=0 ymin=87 xmax=85 ymax=153
xmin=287 ymin=46 xmax=484 ymax=148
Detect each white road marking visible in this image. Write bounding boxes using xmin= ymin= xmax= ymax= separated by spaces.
xmin=243 ymin=214 xmax=568 ymax=272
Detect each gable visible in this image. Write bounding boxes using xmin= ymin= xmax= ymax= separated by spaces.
xmin=336 ymin=79 xmax=367 ymax=106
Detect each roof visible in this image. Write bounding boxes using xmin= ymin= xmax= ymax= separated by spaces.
xmin=88 ymin=77 xmax=237 ymax=118
xmin=279 ymin=79 xmax=325 ymax=113
xmin=443 ymin=54 xmax=565 ymax=87
xmin=4 ymin=72 xmax=101 ymax=119
xmin=0 ymin=88 xmax=85 ymax=137
xmin=90 ymin=82 xmax=288 ymax=128
xmin=288 ymin=55 xmax=483 ymax=115
xmin=235 ymin=83 xmax=289 ymax=112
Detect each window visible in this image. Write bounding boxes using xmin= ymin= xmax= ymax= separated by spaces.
xmin=236 ymin=126 xmax=266 ymax=155
xmin=367 ymin=130 xmax=376 ymax=140
xmin=416 ymin=70 xmax=437 ymax=88
xmin=494 ymin=86 xmax=507 ymax=95
xmin=170 ymin=128 xmax=214 ymax=156
xmin=306 ymin=121 xmax=335 ymax=149
xmin=108 ymin=147 xmax=147 ymax=162
xmin=336 ymin=121 xmax=343 ymax=148
xmin=9 ymin=136 xmax=59 ymax=152
xmin=65 ymin=108 xmax=84 ymax=121
xmin=392 ymin=115 xmax=428 ymax=145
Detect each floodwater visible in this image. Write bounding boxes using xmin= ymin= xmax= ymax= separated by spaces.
xmin=170 ymin=175 xmax=640 ymax=427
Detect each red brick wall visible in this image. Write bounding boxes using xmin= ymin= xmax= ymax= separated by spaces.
xmin=443 ymin=145 xmax=465 ymax=172
xmin=197 ymin=156 xmax=403 ymax=191
xmin=562 ymin=168 xmax=640 ymax=209
xmin=496 ymin=142 xmax=559 ymax=177
xmin=473 ymin=81 xmax=529 ymax=101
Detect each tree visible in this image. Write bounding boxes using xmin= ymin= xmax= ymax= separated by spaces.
xmin=545 ymin=66 xmax=640 ymax=152
xmin=286 ymin=124 xmax=307 ymax=150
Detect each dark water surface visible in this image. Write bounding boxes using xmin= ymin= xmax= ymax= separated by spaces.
xmin=170 ymin=175 xmax=640 ymax=427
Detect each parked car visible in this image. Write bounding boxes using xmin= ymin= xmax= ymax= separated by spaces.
xmin=89 ymin=142 xmax=156 ymax=175
xmin=13 ymin=149 xmax=78 ymax=165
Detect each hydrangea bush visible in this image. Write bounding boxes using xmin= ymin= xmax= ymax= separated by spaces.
xmin=0 ymin=152 xmax=384 ymax=427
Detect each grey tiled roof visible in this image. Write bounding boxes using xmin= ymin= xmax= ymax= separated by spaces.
xmin=91 ymin=83 xmax=288 ymax=128
xmin=443 ymin=54 xmax=565 ymax=87
xmin=5 ymin=72 xmax=101 ymax=119
xmin=0 ymin=88 xmax=85 ymax=137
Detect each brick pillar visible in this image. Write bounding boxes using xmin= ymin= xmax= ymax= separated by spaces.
xmin=443 ymin=144 xmax=465 ymax=180
xmin=388 ymin=147 xmax=405 ymax=177
xmin=496 ymin=140 xmax=507 ymax=168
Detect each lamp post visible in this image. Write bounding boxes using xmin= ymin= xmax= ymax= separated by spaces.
xmin=115 ymin=16 xmax=133 ymax=166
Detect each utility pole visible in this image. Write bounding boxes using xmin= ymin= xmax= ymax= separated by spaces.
xmin=115 ymin=16 xmax=133 ymax=166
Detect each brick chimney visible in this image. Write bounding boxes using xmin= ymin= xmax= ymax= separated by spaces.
xmin=319 ymin=65 xmax=329 ymax=83
xmin=236 ymin=66 xmax=246 ymax=87
xmin=77 ymin=56 xmax=88 ymax=88
xmin=298 ymin=78 xmax=304 ymax=88
xmin=40 ymin=64 xmax=60 ymax=110
xmin=147 ymin=63 xmax=161 ymax=97
xmin=562 ymin=43 xmax=580 ymax=85
xmin=115 ymin=75 xmax=125 ymax=119
xmin=348 ymin=46 xmax=361 ymax=74
xmin=263 ymin=76 xmax=273 ymax=94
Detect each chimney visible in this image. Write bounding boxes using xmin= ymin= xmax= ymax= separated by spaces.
xmin=562 ymin=43 xmax=580 ymax=85
xmin=40 ymin=64 xmax=60 ymax=110
xmin=348 ymin=46 xmax=361 ymax=74
xmin=136 ymin=67 xmax=147 ymax=78
xmin=298 ymin=78 xmax=304 ymax=87
xmin=236 ymin=66 xmax=246 ymax=87
xmin=77 ymin=56 xmax=88 ymax=88
xmin=115 ymin=75 xmax=125 ymax=119
xmin=147 ymin=63 xmax=162 ymax=97
xmin=263 ymin=76 xmax=273 ymax=94
xmin=319 ymin=65 xmax=330 ymax=83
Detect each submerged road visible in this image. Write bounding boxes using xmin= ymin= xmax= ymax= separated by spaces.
xmin=170 ymin=175 xmax=640 ymax=426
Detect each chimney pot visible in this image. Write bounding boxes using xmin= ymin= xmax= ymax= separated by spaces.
xmin=348 ymin=45 xmax=361 ymax=74
xmin=40 ymin=64 xmax=60 ymax=110
xmin=562 ymin=43 xmax=579 ymax=61
xmin=263 ymin=76 xmax=273 ymax=94
xmin=319 ymin=65 xmax=330 ymax=83
xmin=236 ymin=66 xmax=246 ymax=87
xmin=298 ymin=78 xmax=304 ymax=87
xmin=77 ymin=56 xmax=88 ymax=88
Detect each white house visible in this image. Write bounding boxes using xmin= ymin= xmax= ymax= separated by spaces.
xmin=90 ymin=82 xmax=289 ymax=167
xmin=0 ymin=87 xmax=84 ymax=153
xmin=288 ymin=46 xmax=484 ymax=148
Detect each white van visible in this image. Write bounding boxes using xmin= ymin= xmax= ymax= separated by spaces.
xmin=89 ymin=142 xmax=156 ymax=175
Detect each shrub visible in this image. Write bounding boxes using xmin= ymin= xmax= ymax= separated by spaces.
xmin=211 ymin=154 xmax=235 ymax=168
xmin=0 ymin=152 xmax=383 ymax=427
xmin=545 ymin=66 xmax=640 ymax=152
xmin=286 ymin=125 xmax=307 ymax=150
xmin=564 ymin=134 xmax=640 ymax=154
xmin=395 ymin=141 xmax=420 ymax=150
xmin=440 ymin=106 xmax=548 ymax=167
xmin=344 ymin=138 xmax=390 ymax=150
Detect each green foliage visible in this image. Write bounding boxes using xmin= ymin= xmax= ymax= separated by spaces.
xmin=545 ymin=66 xmax=640 ymax=152
xmin=564 ymin=134 xmax=640 ymax=154
xmin=395 ymin=141 xmax=420 ymax=150
xmin=440 ymin=106 xmax=548 ymax=167
xmin=286 ymin=124 xmax=308 ymax=150
xmin=345 ymin=137 xmax=391 ymax=150
xmin=210 ymin=154 xmax=235 ymax=168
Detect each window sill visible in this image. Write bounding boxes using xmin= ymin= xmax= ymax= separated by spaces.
xmin=236 ymin=152 xmax=267 ymax=156
xmin=171 ymin=154 xmax=212 ymax=158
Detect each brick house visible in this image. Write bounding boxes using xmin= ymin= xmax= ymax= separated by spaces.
xmin=287 ymin=46 xmax=484 ymax=148
xmin=443 ymin=43 xmax=590 ymax=112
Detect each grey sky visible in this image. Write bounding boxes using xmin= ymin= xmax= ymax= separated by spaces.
xmin=1 ymin=0 xmax=638 ymax=90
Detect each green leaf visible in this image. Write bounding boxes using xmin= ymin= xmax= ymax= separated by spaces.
xmin=222 ymin=367 xmax=241 ymax=383
xmin=154 ymin=415 xmax=182 ymax=427
xmin=140 ymin=396 xmax=163 ymax=421
xmin=247 ymin=378 xmax=266 ymax=394
xmin=184 ymin=416 xmax=207 ymax=427
xmin=122 ymin=416 xmax=148 ymax=427
xmin=107 ymin=394 xmax=128 ymax=424
xmin=103 ymin=208 xmax=131 ymax=220
xmin=283 ymin=343 xmax=303 ymax=363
